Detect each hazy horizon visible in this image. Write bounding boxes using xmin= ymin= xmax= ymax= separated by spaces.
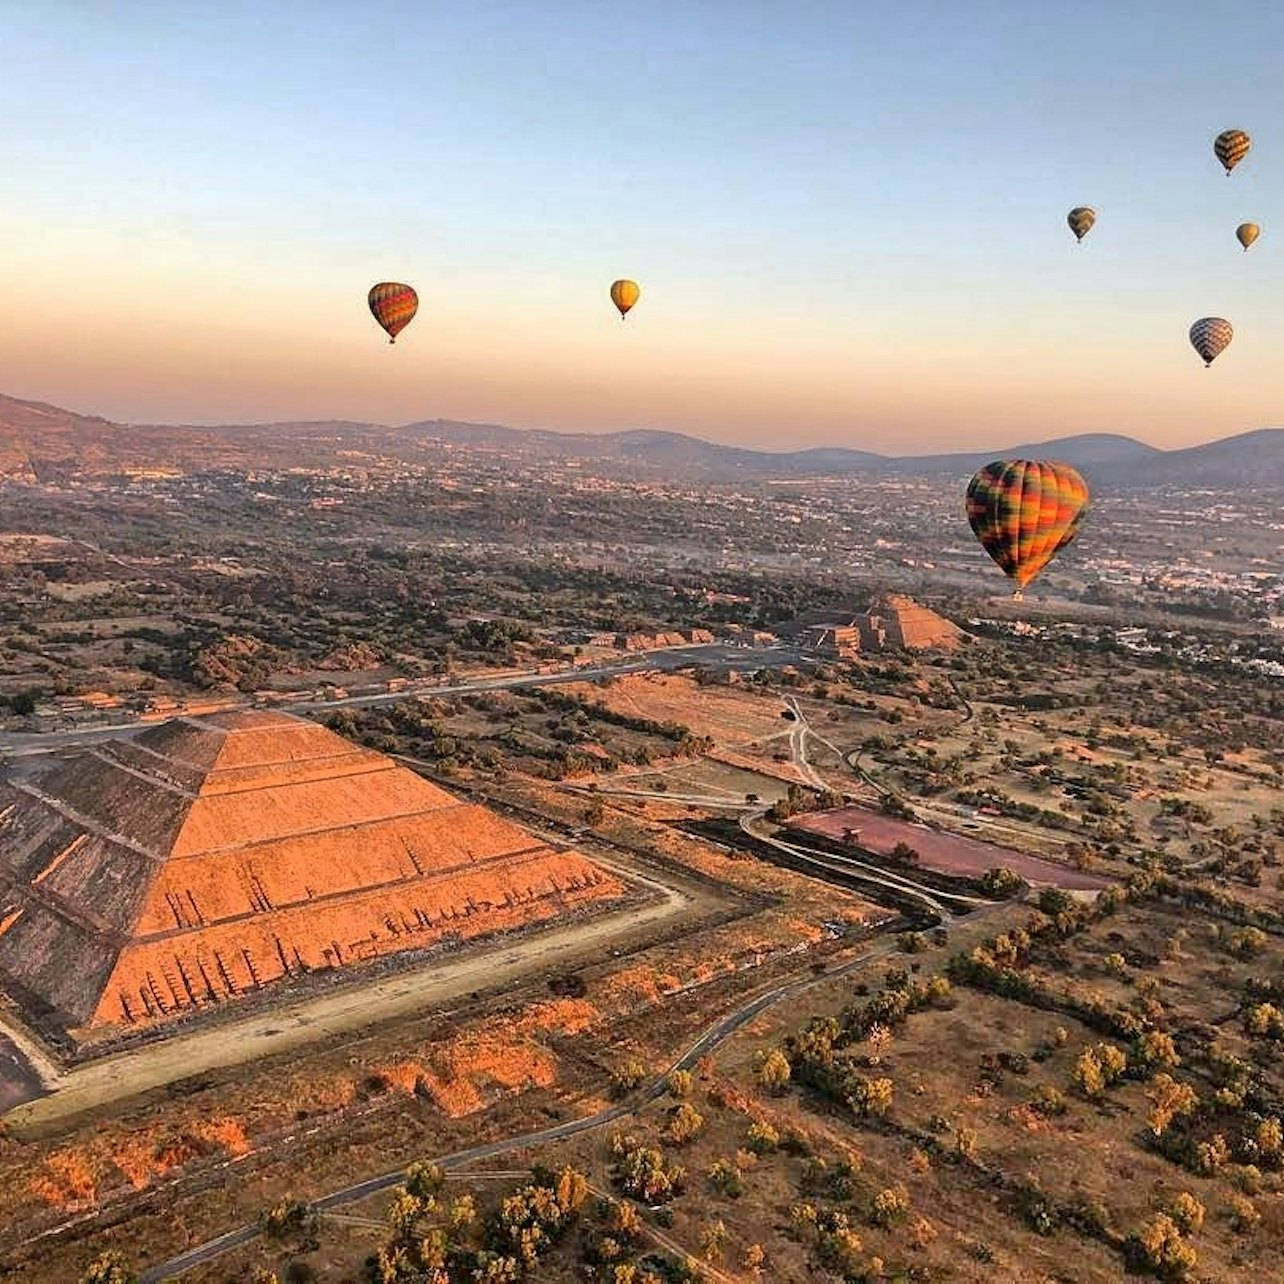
xmin=7 ymin=381 xmax=1280 ymax=458
xmin=4 ymin=2 xmax=1284 ymax=451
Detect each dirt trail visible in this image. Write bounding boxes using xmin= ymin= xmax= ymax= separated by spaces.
xmin=4 ymin=859 xmax=694 ymax=1134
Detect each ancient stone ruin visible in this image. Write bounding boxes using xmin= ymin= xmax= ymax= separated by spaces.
xmin=0 ymin=711 xmax=622 ymax=1045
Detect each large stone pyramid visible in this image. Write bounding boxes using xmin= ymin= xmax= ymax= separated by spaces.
xmin=0 ymin=711 xmax=621 ymax=1042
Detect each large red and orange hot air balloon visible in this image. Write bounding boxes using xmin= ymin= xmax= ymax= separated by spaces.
xmin=368 ymin=282 xmax=419 ymax=344
xmin=966 ymin=460 xmax=1090 ymax=600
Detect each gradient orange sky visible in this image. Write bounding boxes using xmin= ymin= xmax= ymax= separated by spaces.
xmin=2 ymin=4 xmax=1282 ymax=453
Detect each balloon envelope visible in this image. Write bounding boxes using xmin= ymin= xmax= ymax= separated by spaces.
xmin=368 ymin=282 xmax=419 ymax=343
xmin=966 ymin=460 xmax=1090 ymax=596
xmin=1189 ymin=316 xmax=1233 ymax=366
xmin=1067 ymin=207 xmax=1096 ymax=242
xmin=1214 ymin=129 xmax=1251 ymax=175
xmin=1236 ymin=222 xmax=1260 ymax=251
xmin=610 ymin=279 xmax=641 ymax=319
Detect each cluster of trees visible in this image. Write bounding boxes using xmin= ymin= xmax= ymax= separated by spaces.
xmin=776 ymin=968 xmax=952 ymax=1119
xmin=609 ymin=1134 xmax=686 ymax=1206
xmin=368 ymin=1161 xmax=590 ymax=1281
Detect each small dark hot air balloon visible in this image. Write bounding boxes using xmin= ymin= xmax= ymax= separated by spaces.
xmin=368 ymin=282 xmax=419 ymax=344
xmin=1067 ymin=207 xmax=1096 ymax=243
xmin=1189 ymin=316 xmax=1233 ymax=366
xmin=1214 ymin=129 xmax=1251 ymax=176
xmin=610 ymin=279 xmax=640 ymax=319
xmin=966 ymin=460 xmax=1090 ymax=601
xmin=1236 ymin=222 xmax=1260 ymax=251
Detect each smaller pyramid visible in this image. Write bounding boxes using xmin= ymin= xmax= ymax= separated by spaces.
xmin=0 ymin=711 xmax=622 ymax=1042
xmin=861 ymin=595 xmax=962 ymax=651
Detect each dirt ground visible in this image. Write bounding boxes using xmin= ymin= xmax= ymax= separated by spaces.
xmin=561 ymin=672 xmax=794 ymax=746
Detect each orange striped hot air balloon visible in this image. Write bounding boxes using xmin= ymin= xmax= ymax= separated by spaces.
xmin=368 ymin=282 xmax=419 ymax=344
xmin=965 ymin=460 xmax=1090 ymax=601
xmin=610 ymin=279 xmax=640 ymax=319
xmin=1214 ymin=129 xmax=1251 ymax=176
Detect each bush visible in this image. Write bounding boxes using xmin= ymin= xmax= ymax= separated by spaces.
xmin=745 ymin=1122 xmax=780 ymax=1156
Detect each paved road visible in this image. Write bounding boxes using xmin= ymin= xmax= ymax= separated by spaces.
xmin=0 ymin=644 xmax=805 ymax=759
xmin=138 ymin=931 xmax=906 ymax=1282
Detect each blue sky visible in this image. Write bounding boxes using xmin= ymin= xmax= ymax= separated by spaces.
xmin=1 ymin=1 xmax=1281 ymax=450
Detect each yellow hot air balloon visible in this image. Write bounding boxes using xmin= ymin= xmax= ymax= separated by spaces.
xmin=1067 ymin=207 xmax=1096 ymax=243
xmin=610 ymin=279 xmax=640 ymax=320
xmin=1237 ymin=222 xmax=1260 ymax=251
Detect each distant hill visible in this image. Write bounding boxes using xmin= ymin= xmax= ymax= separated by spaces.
xmin=1 ymin=389 xmax=1281 ymax=489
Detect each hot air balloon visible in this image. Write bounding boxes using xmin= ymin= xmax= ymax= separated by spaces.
xmin=610 ymin=279 xmax=640 ymax=319
xmin=1189 ymin=317 xmax=1233 ymax=366
xmin=1236 ymin=222 xmax=1260 ymax=251
xmin=368 ymin=282 xmax=419 ymax=344
xmin=1067 ymin=207 xmax=1096 ymax=243
xmin=1214 ymin=129 xmax=1251 ymax=176
xmin=965 ymin=460 xmax=1090 ymax=601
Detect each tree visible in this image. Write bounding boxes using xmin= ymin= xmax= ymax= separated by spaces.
xmin=449 ymin=1194 xmax=477 ymax=1230
xmin=404 ymin=1162 xmax=445 ymax=1201
xmin=666 ymin=1103 xmax=706 ymax=1145
xmin=1169 ymin=1193 xmax=1205 ymax=1234
xmin=701 ymin=1220 xmax=727 ymax=1263
xmin=1146 ymin=1074 xmax=1198 ymax=1137
xmin=612 ymin=1058 xmax=648 ymax=1096
xmin=871 ymin=1185 xmax=911 ymax=1227
xmin=707 ymin=1158 xmax=744 ymax=1198
xmin=981 ymin=867 xmax=1023 ymax=898
xmin=1133 ymin=1031 xmax=1180 ymax=1075
xmin=80 ymin=1255 xmax=137 ymax=1284
xmin=668 ymin=1070 xmax=694 ymax=1099
xmin=866 ymin=1024 xmax=892 ymax=1066
xmin=756 ymin=1049 xmax=791 ymax=1094
xmin=848 ymin=1076 xmax=894 ymax=1118
xmin=1073 ymin=1049 xmax=1106 ymax=1099
xmin=1228 ymin=1194 xmax=1261 ymax=1233
xmin=742 ymin=1243 xmax=767 ymax=1277
xmin=745 ymin=1122 xmax=779 ymax=1156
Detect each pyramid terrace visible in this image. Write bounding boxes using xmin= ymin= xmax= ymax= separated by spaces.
xmin=0 ymin=711 xmax=623 ymax=1047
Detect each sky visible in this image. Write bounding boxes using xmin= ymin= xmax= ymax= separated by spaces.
xmin=1 ymin=0 xmax=1283 ymax=452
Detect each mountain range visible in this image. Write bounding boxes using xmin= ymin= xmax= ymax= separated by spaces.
xmin=0 ymin=391 xmax=1280 ymax=489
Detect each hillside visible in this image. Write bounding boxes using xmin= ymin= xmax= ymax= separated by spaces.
xmin=2 ymin=390 xmax=1281 ymax=488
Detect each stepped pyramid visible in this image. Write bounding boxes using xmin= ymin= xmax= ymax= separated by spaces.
xmin=861 ymin=594 xmax=962 ymax=651
xmin=0 ymin=711 xmax=622 ymax=1043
